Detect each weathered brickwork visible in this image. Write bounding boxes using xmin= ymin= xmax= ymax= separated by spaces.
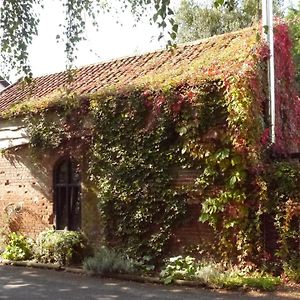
xmin=0 ymin=145 xmax=211 ymax=253
xmin=0 ymin=146 xmax=102 ymax=243
xmin=0 ymin=147 xmax=53 ymax=237
xmin=169 ymin=169 xmax=216 ymax=256
xmin=80 ymin=168 xmax=103 ymax=246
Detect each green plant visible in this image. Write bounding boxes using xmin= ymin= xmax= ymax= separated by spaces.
xmin=2 ymin=232 xmax=33 ymax=261
xmin=283 ymin=258 xmax=300 ymax=283
xmin=264 ymin=162 xmax=300 ymax=270
xmin=160 ymin=256 xmax=280 ymax=291
xmin=24 ymin=114 xmax=66 ymax=150
xmin=11 ymin=22 xmax=300 ymax=269
xmin=160 ymin=255 xmax=199 ymax=284
xmin=34 ymin=229 xmax=90 ymax=266
xmin=83 ymin=247 xmax=136 ymax=275
xmin=160 ymin=257 xmax=225 ymax=285
xmin=195 ymin=263 xmax=222 ymax=284
xmin=217 ymin=271 xmax=280 ymax=291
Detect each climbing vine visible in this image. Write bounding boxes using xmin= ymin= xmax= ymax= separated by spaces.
xmin=3 ymin=22 xmax=300 ymax=267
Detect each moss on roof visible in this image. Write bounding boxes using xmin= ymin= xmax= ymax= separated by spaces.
xmin=0 ymin=26 xmax=260 ymax=119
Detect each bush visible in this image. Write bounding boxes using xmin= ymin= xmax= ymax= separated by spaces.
xmin=160 ymin=256 xmax=280 ymax=291
xmin=283 ymin=258 xmax=300 ymax=283
xmin=160 ymin=256 xmax=224 ymax=285
xmin=34 ymin=229 xmax=90 ymax=266
xmin=83 ymin=247 xmax=136 ymax=275
xmin=195 ymin=263 xmax=222 ymax=284
xmin=217 ymin=271 xmax=280 ymax=291
xmin=160 ymin=255 xmax=200 ymax=284
xmin=2 ymin=232 xmax=33 ymax=261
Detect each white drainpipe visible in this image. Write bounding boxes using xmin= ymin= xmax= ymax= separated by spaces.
xmin=262 ymin=0 xmax=276 ymax=145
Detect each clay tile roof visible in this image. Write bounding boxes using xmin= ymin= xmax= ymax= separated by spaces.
xmin=0 ymin=27 xmax=257 ymax=111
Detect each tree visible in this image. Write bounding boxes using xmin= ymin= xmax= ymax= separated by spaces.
xmin=0 ymin=0 xmax=179 ymax=78
xmin=0 ymin=0 xmax=245 ymax=79
xmin=174 ymin=0 xmax=282 ymax=43
xmin=286 ymin=2 xmax=300 ymax=90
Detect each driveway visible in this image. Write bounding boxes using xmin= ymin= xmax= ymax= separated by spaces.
xmin=0 ymin=265 xmax=299 ymax=300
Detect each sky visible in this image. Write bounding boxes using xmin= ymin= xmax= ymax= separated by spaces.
xmin=15 ymin=0 xmax=300 ymax=80
xmin=28 ymin=0 xmax=180 ymax=78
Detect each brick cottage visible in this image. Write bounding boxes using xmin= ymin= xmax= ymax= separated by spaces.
xmin=0 ymin=24 xmax=299 ymax=255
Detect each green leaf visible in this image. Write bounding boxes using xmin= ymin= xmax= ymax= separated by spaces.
xmin=229 ymin=175 xmax=237 ymax=187
xmin=176 ymin=126 xmax=188 ymax=136
xmin=214 ymin=0 xmax=225 ymax=8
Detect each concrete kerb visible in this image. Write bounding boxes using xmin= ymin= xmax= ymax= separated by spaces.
xmin=0 ymin=258 xmax=206 ymax=288
xmin=0 ymin=259 xmax=62 ymax=270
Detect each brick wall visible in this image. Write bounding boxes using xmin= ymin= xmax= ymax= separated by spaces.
xmin=0 ymin=145 xmax=214 ymax=253
xmin=170 ymin=203 xmax=216 ymax=256
xmin=169 ymin=169 xmax=217 ymax=257
xmin=0 ymin=146 xmax=53 ymax=237
xmin=0 ymin=145 xmax=103 ymax=243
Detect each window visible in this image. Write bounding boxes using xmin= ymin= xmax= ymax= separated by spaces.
xmin=53 ymin=157 xmax=81 ymax=230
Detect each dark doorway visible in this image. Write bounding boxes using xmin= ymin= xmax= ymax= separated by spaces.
xmin=54 ymin=157 xmax=81 ymax=230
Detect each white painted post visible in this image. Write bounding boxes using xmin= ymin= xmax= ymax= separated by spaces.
xmin=262 ymin=0 xmax=276 ymax=145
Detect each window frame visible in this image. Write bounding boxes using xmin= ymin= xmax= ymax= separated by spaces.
xmin=53 ymin=156 xmax=81 ymax=230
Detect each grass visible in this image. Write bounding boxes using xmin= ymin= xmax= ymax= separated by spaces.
xmin=217 ymin=272 xmax=281 ymax=291
xmin=160 ymin=256 xmax=281 ymax=291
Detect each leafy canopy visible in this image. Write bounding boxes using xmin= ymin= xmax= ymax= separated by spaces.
xmin=174 ymin=0 xmax=283 ymax=43
xmin=0 ymin=0 xmax=241 ymax=79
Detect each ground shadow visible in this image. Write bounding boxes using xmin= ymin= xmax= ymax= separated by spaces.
xmin=0 ymin=266 xmax=299 ymax=300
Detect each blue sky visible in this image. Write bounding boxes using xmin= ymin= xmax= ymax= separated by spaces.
xmin=26 ymin=0 xmax=299 ymax=78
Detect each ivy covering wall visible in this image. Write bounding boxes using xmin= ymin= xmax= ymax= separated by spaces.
xmin=2 ymin=22 xmax=300 ymax=267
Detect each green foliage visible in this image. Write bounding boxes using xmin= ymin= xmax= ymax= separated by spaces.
xmin=20 ymin=23 xmax=300 ymax=271
xmin=217 ymin=271 xmax=280 ymax=291
xmin=264 ymin=162 xmax=300 ymax=266
xmin=0 ymin=0 xmax=40 ymax=77
xmin=34 ymin=229 xmax=90 ymax=266
xmin=195 ymin=263 xmax=223 ymax=284
xmin=83 ymin=247 xmax=136 ymax=275
xmin=175 ymin=0 xmax=282 ymax=43
xmin=24 ymin=114 xmax=66 ymax=150
xmin=160 ymin=255 xmax=280 ymax=290
xmin=283 ymin=258 xmax=300 ymax=283
xmin=2 ymin=232 xmax=33 ymax=261
xmin=160 ymin=255 xmax=199 ymax=284
xmin=0 ymin=0 xmax=179 ymax=77
xmin=268 ymin=162 xmax=300 ymax=200
xmin=1 ymin=90 xmax=80 ymax=119
xmin=23 ymin=58 xmax=265 ymax=263
xmin=0 ymin=205 xmax=16 ymax=253
xmin=90 ymin=90 xmax=189 ymax=259
xmin=0 ymin=0 xmax=274 ymax=78
xmin=286 ymin=2 xmax=300 ymax=90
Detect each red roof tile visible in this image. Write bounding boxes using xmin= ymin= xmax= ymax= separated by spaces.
xmin=0 ymin=27 xmax=257 ymax=112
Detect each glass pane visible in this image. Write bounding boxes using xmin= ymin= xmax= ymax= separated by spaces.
xmin=56 ymin=160 xmax=69 ymax=184
xmin=56 ymin=187 xmax=68 ymax=230
xmin=69 ymin=186 xmax=81 ymax=230
xmin=54 ymin=157 xmax=81 ymax=230
xmin=70 ymin=162 xmax=81 ymax=185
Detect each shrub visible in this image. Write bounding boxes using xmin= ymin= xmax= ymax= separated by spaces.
xmin=217 ymin=271 xmax=280 ymax=291
xmin=283 ymin=258 xmax=300 ymax=283
xmin=83 ymin=247 xmax=136 ymax=275
xmin=160 ymin=256 xmax=281 ymax=291
xmin=160 ymin=256 xmax=225 ymax=285
xmin=195 ymin=263 xmax=222 ymax=284
xmin=2 ymin=232 xmax=33 ymax=261
xmin=160 ymin=255 xmax=199 ymax=284
xmin=34 ymin=229 xmax=90 ymax=266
